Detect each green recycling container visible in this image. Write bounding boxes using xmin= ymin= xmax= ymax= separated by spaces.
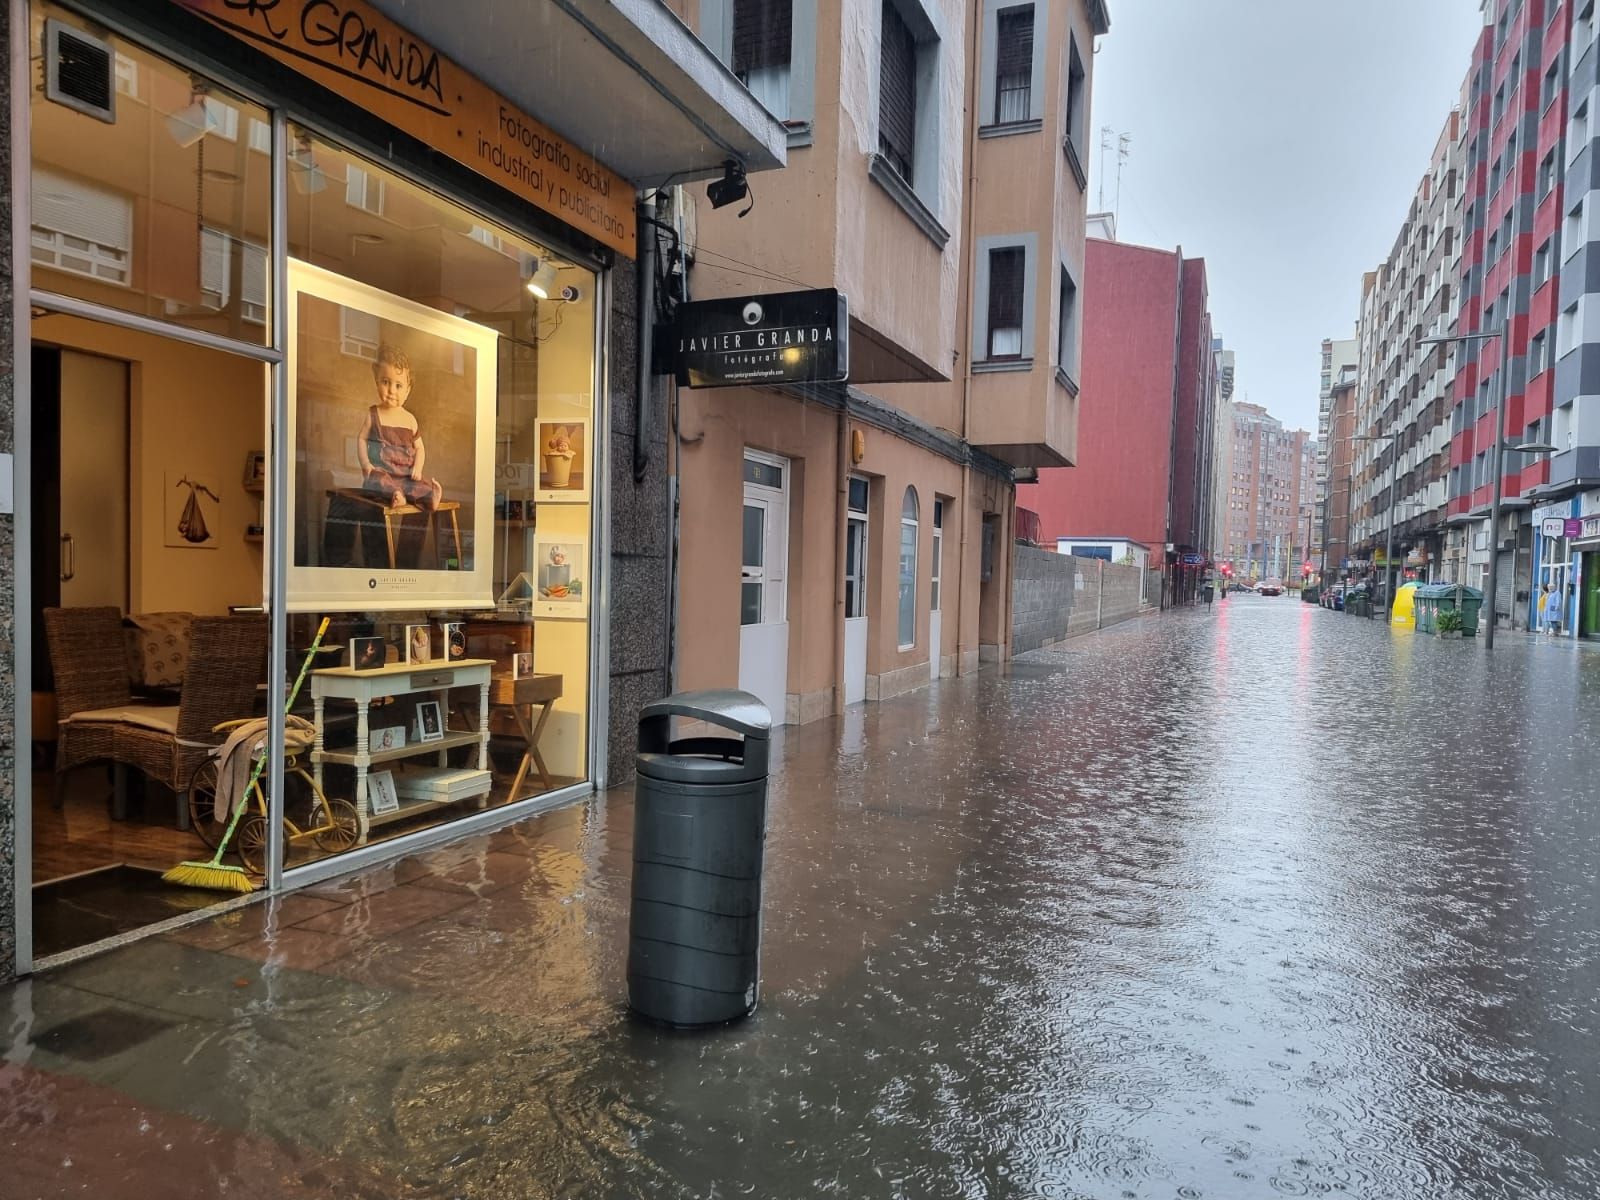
xmin=1423 ymin=584 xmax=1483 ymax=636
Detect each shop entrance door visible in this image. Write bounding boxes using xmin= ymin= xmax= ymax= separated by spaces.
xmin=844 ymin=477 xmax=869 ymax=705
xmin=738 ymin=452 xmax=789 ymax=722
xmin=1539 ymin=559 xmax=1570 ymax=634
xmin=56 ymin=350 xmax=129 ymax=609
xmin=1582 ymin=551 xmax=1600 ymax=638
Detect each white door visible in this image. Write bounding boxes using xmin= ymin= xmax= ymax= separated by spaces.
xmin=738 ymin=452 xmax=789 ymax=722
xmin=929 ymin=500 xmax=943 ymax=681
xmin=59 ymin=351 xmax=129 ymax=609
xmin=843 ymin=477 xmax=869 ymax=705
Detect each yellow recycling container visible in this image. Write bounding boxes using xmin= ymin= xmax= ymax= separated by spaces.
xmin=1391 ymin=582 xmax=1418 ymax=628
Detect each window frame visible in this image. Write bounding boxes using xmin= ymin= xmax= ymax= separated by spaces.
xmin=703 ymin=0 xmax=817 ymax=139
xmin=868 ymin=0 xmax=947 ymax=241
xmin=898 ymin=487 xmax=919 ymax=650
xmin=973 ymin=232 xmax=1037 ymax=367
xmin=979 ymin=0 xmax=1045 ymax=131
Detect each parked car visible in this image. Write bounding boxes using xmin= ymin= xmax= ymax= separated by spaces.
xmin=1258 ymin=578 xmax=1285 ymax=597
xmin=1324 ymin=584 xmax=1347 ymax=610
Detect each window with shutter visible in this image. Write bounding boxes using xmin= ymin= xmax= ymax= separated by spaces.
xmin=879 ymin=1 xmax=917 ymax=182
xmin=30 ymin=167 xmax=132 ymax=285
xmin=988 ymin=246 xmax=1025 ymax=359
xmin=1064 ymin=37 xmax=1087 ymax=155
xmin=995 ymin=5 xmax=1033 ymax=124
xmin=733 ymin=0 xmax=793 ymax=118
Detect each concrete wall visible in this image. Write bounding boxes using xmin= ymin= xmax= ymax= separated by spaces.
xmin=2 ymin=0 xmax=14 ymax=983
xmin=1011 ymin=545 xmax=1147 ymax=653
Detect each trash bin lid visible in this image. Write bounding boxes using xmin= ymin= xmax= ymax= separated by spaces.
xmin=636 ymin=749 xmax=766 ymax=784
xmin=639 ymin=689 xmax=772 ymax=739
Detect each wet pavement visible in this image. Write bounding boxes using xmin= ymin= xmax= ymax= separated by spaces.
xmin=4 ymin=597 xmax=1600 ymax=1198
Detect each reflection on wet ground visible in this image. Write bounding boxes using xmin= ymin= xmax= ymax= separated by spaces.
xmin=4 ymin=599 xmax=1599 ymax=1198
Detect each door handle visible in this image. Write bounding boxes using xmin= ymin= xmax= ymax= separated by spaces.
xmin=60 ymin=533 xmax=75 ymax=582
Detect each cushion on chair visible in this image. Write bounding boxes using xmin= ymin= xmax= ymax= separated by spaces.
xmin=62 ymin=705 xmax=181 ymax=733
xmin=124 ymin=613 xmax=194 ymax=688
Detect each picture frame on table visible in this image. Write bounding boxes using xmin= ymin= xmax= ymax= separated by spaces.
xmin=243 ymin=451 xmax=267 ymax=489
xmin=370 ymin=725 xmax=406 ymax=753
xmin=349 ymin=636 xmax=386 ymax=671
xmin=534 ymin=418 xmax=589 ymax=503
xmin=414 ymin=699 xmax=445 ymax=743
xmin=369 ymin=770 xmax=400 ymax=815
xmin=512 ymin=650 xmax=534 ymax=679
xmin=440 ymin=621 xmax=467 ymax=661
xmin=404 ymin=623 xmax=432 ymax=664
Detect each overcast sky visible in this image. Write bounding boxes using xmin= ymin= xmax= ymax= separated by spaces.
xmin=1089 ymin=1 xmax=1486 ymax=436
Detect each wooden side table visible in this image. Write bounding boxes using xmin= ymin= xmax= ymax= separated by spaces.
xmin=324 ymin=487 xmax=463 ymax=568
xmin=501 ymin=673 xmax=563 ymax=799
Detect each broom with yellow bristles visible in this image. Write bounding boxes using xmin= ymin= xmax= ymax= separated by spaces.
xmin=164 ymin=617 xmax=332 ymax=893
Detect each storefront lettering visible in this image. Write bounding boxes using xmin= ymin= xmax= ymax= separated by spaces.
xmin=678 ymin=328 xmax=834 ymax=353
xmin=177 ymin=0 xmax=637 ymax=255
xmin=211 ymin=0 xmax=444 ymax=110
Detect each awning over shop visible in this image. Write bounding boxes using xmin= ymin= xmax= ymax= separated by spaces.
xmin=370 ymin=0 xmax=788 ymax=186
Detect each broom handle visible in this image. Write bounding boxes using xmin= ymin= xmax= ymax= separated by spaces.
xmin=213 ymin=617 xmax=332 ymax=856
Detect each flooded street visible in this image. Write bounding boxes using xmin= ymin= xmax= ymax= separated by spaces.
xmin=5 ymin=599 xmax=1600 ymax=1198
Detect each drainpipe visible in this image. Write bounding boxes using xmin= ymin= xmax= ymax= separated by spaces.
xmin=635 ymin=189 xmax=658 ymax=482
xmin=956 ymin=0 xmax=983 ymax=674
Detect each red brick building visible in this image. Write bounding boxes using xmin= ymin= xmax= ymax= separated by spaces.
xmin=1017 ymin=230 xmax=1218 ymax=602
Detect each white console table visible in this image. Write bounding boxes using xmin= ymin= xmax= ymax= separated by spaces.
xmin=310 ymin=658 xmax=494 ymax=842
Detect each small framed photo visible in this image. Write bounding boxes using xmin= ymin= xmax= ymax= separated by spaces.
xmin=404 ymin=623 xmax=432 ymax=664
xmin=243 ymin=451 xmax=267 ymax=488
xmin=440 ymin=621 xmax=467 ymax=661
xmin=349 ymin=636 xmax=386 ymax=671
xmin=535 ymin=418 xmax=589 ymax=503
xmin=533 ymin=534 xmax=587 ymax=618
xmin=414 ymin=699 xmax=445 ymax=742
xmin=369 ymin=769 xmax=400 ymax=815
xmin=369 ymin=725 xmax=406 ymax=753
xmin=512 ymin=650 xmax=534 ymax=679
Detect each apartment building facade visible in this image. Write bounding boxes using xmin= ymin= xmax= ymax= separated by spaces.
xmin=1016 ymin=230 xmax=1217 ymax=605
xmin=1313 ymin=335 xmax=1357 ymax=569
xmin=675 ymin=0 xmax=1112 ymax=720
xmin=1349 ymin=110 xmax=1462 ymax=595
xmin=1220 ymin=403 xmax=1317 ymax=582
xmin=1321 ymin=368 xmax=1361 ymax=576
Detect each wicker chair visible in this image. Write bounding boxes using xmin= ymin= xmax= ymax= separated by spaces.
xmin=46 ymin=609 xmax=268 ymax=828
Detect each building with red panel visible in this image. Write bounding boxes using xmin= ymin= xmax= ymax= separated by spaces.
xmin=1017 ymin=226 xmax=1219 ymax=604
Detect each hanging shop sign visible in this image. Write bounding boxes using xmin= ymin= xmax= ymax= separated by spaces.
xmin=174 ymin=0 xmax=636 ymax=257
xmin=1541 ymin=517 xmax=1567 ymax=538
xmin=666 ymin=289 xmax=849 ymax=388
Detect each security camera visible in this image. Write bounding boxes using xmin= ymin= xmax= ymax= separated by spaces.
xmin=742 ymin=300 xmax=763 ymax=326
xmin=559 ymin=284 xmax=582 ymax=303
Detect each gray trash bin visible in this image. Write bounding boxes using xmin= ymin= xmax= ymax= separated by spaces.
xmin=628 ymin=689 xmax=772 ymax=1028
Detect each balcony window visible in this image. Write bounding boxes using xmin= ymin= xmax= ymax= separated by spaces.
xmin=987 ymin=246 xmax=1025 ymax=359
xmin=879 ymin=0 xmax=918 ymax=181
xmin=1057 ymin=263 xmax=1079 ymax=380
xmin=733 ymin=0 xmax=793 ymax=120
xmin=994 ymin=5 xmax=1033 ymax=124
xmin=1543 ymin=57 xmax=1561 ymax=110
xmin=1539 ymin=148 xmax=1557 ymax=199
xmin=1064 ymin=35 xmax=1087 ymax=184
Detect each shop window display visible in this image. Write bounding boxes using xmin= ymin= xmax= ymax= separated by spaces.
xmin=284 ymin=129 xmax=598 ymax=864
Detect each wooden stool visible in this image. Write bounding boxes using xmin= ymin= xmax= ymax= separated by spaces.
xmin=325 ymin=488 xmax=463 ymax=568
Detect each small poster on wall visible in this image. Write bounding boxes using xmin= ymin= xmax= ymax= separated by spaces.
xmin=285 ymin=259 xmax=498 ymax=612
xmin=535 ymin=419 xmax=588 ymax=503
xmin=532 ymin=534 xmax=587 ymax=618
xmin=165 ymin=473 xmax=220 ymax=549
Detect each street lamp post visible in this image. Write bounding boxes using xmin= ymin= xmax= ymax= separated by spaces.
xmin=1418 ymin=325 xmax=1556 ymax=648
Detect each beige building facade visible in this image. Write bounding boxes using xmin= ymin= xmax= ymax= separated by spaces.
xmin=669 ymin=0 xmax=1111 ymax=722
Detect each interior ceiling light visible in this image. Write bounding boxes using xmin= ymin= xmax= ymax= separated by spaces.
xmin=166 ymin=92 xmax=218 ymax=147
xmin=289 ymin=137 xmax=327 ymax=195
xmin=525 ymin=259 xmax=559 ymax=300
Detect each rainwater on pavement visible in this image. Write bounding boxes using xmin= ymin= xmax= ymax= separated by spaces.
xmin=3 ymin=597 xmax=1598 ymax=1198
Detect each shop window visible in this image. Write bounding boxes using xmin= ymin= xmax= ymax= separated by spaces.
xmin=285 ymin=128 xmax=600 ymax=859
xmin=993 ymin=5 xmax=1034 ymax=124
xmin=733 ymin=0 xmax=793 ymax=119
xmin=899 ymin=487 xmax=919 ymax=648
xmin=29 ymin=2 xmax=272 ymax=344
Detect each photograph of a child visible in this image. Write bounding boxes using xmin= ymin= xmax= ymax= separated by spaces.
xmin=286 ymin=260 xmax=497 ymax=613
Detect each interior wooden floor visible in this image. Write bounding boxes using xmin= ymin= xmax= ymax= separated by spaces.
xmin=31 ymin=766 xmax=208 ymax=884
xmin=32 ymin=755 xmax=585 ymax=883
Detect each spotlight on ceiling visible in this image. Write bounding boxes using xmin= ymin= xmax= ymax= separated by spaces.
xmin=525 ymin=260 xmax=559 ymax=300
xmin=166 ymin=92 xmax=219 ymax=147
xmin=706 ymin=160 xmax=750 ymax=212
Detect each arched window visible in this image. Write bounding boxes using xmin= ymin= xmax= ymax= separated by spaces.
xmin=898 ymin=487 xmax=919 ymax=648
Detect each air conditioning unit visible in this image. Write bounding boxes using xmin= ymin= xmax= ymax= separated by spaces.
xmin=45 ymin=18 xmax=115 ymax=124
